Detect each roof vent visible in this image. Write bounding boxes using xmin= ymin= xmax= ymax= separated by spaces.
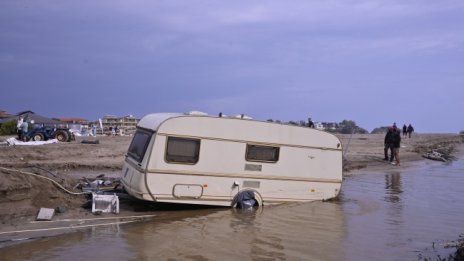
xmin=234 ymin=114 xmax=253 ymax=120
xmin=186 ymin=111 xmax=208 ymax=116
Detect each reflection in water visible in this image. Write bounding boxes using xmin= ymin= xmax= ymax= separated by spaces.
xmin=384 ymin=171 xmax=404 ymax=228
xmin=385 ymin=171 xmax=403 ymax=203
xmin=384 ymin=171 xmax=405 ymax=250
xmin=123 ymin=202 xmax=346 ymax=260
xmin=343 ymin=159 xmax=464 ymax=260
xmin=230 ymin=209 xmax=286 ymax=260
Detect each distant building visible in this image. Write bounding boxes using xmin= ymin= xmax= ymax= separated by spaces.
xmin=9 ymin=111 xmax=63 ymax=126
xmin=314 ymin=122 xmax=324 ymax=130
xmin=56 ymin=118 xmax=90 ymax=133
xmin=56 ymin=118 xmax=89 ymax=125
xmin=98 ymin=115 xmax=139 ymax=136
xmin=0 ymin=110 xmax=13 ymax=119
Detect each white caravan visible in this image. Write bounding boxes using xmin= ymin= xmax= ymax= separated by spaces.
xmin=121 ymin=112 xmax=343 ymax=207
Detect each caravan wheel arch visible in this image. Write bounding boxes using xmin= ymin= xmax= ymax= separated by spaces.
xmin=231 ymin=189 xmax=263 ymax=208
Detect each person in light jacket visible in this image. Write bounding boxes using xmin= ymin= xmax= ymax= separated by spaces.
xmin=20 ymin=120 xmax=29 ymax=142
xmin=16 ymin=116 xmax=24 ymax=140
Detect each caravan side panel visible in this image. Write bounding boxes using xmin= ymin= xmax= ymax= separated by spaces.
xmin=140 ymin=116 xmax=342 ymax=205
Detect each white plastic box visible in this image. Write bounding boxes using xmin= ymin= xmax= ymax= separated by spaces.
xmin=92 ymin=193 xmax=119 ymax=214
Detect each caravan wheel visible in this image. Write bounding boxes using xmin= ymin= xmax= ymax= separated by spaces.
xmin=232 ymin=190 xmax=263 ymax=209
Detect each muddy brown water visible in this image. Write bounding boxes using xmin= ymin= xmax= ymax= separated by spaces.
xmin=1 ymin=157 xmax=463 ymax=260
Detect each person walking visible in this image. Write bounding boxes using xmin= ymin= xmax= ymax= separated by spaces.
xmin=308 ymin=118 xmax=314 ymax=128
xmin=16 ymin=116 xmax=24 ymax=140
xmin=391 ymin=126 xmax=401 ymax=166
xmin=384 ymin=127 xmax=395 ymax=161
xmin=20 ymin=120 xmax=29 ymax=142
xmin=407 ymin=124 xmax=414 ymax=138
xmin=92 ymin=125 xmax=97 ymax=137
xmin=402 ymin=124 xmax=407 ymax=137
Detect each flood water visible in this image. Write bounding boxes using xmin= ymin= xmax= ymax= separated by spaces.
xmin=1 ymin=157 xmax=464 ymax=260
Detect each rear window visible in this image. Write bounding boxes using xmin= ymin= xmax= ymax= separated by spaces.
xmin=246 ymin=144 xmax=280 ymax=162
xmin=165 ymin=137 xmax=200 ymax=164
xmin=127 ymin=130 xmax=153 ymax=163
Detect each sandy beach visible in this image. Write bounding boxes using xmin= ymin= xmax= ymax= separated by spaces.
xmin=1 ymin=133 xmax=462 ymax=173
xmin=0 ymin=133 xmax=463 ymax=247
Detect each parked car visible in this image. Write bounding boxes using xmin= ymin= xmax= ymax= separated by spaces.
xmin=25 ymin=126 xmax=74 ymax=142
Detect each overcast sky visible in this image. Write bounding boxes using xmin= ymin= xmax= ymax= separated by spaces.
xmin=1 ymin=1 xmax=463 ymax=133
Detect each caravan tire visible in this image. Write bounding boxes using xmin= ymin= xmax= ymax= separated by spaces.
xmin=32 ymin=133 xmax=44 ymax=141
xmin=232 ymin=190 xmax=263 ymax=209
xmin=55 ymin=130 xmax=69 ymax=142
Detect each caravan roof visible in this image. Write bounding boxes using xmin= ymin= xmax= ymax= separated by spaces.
xmin=136 ymin=112 xmax=341 ymax=150
xmin=137 ymin=113 xmax=184 ymax=131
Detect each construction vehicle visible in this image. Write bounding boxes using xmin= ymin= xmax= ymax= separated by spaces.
xmin=25 ymin=126 xmax=74 ymax=142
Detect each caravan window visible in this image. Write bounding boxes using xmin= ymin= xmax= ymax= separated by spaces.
xmin=246 ymin=144 xmax=280 ymax=162
xmin=165 ymin=137 xmax=200 ymax=164
xmin=127 ymin=130 xmax=152 ymax=163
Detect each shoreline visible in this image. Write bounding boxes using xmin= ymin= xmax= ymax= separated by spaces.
xmin=337 ymin=133 xmax=463 ymax=174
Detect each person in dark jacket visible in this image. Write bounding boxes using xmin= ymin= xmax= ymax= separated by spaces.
xmin=391 ymin=126 xmax=402 ymax=166
xmin=407 ymin=124 xmax=414 ymax=138
xmin=402 ymin=124 xmax=407 ymax=137
xmin=384 ymin=127 xmax=395 ymax=161
xmin=308 ymin=118 xmax=314 ymax=128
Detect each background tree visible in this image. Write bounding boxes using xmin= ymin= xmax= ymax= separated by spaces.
xmin=338 ymin=120 xmax=368 ymax=134
xmin=0 ymin=120 xmax=17 ymax=135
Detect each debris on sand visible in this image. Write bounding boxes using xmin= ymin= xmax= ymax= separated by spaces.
xmin=36 ymin=208 xmax=55 ymax=221
xmin=81 ymin=139 xmax=100 ymax=144
xmin=75 ymin=175 xmax=122 ymax=194
xmin=422 ymin=146 xmax=456 ymax=162
xmin=92 ymin=193 xmax=119 ymax=214
xmin=6 ymin=137 xmax=59 ymax=146
xmin=422 ymin=150 xmax=448 ymax=162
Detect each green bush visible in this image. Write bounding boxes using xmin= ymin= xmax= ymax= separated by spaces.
xmin=0 ymin=120 xmax=17 ymax=135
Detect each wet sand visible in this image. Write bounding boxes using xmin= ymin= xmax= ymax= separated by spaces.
xmin=0 ymin=133 xmax=462 ymax=247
